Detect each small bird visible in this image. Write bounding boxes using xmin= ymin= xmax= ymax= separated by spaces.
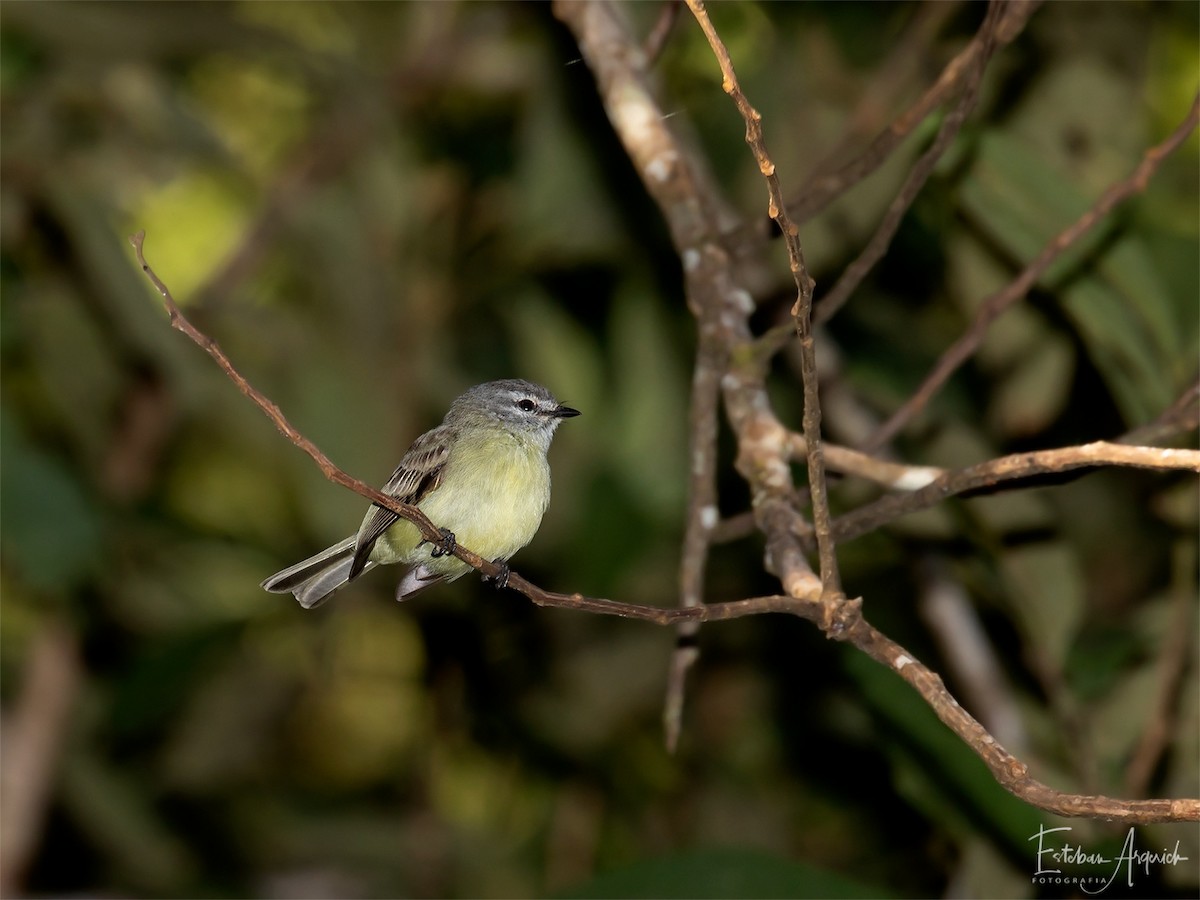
xmin=262 ymin=379 xmax=579 ymax=608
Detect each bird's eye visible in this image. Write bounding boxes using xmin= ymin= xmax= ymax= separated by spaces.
xmin=517 ymin=398 xmax=537 ymax=412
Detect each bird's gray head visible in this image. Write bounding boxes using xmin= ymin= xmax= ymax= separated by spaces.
xmin=448 ymin=379 xmax=580 ymax=448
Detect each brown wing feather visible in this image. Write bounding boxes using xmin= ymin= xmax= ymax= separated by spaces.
xmin=348 ymin=423 xmax=454 ymax=579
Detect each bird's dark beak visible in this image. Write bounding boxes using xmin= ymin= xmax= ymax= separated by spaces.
xmin=554 ymin=404 xmax=581 ymax=418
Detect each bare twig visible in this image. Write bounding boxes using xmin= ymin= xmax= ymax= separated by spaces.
xmin=714 ymin=436 xmax=1200 ymax=548
xmin=1120 ymin=381 xmax=1200 ymax=447
xmin=1124 ymin=545 xmax=1198 ymax=797
xmin=685 ymin=0 xmax=839 ymax=598
xmin=798 ymin=0 xmax=963 ymax=190
xmin=551 ymin=0 xmax=757 ymax=752
xmin=736 ymin=0 xmax=1037 ymax=244
xmin=832 ymin=440 xmax=1200 ymax=545
xmin=0 ymin=623 xmax=82 ymax=896
xmin=642 ymin=0 xmax=681 ymax=67
xmin=130 ymin=229 xmax=1199 ymax=824
xmin=718 ymin=438 xmax=1199 ymax=548
xmin=132 ymin=231 xmax=457 ymax=558
xmin=832 ymin=599 xmax=1199 ymax=824
xmin=917 ymin=559 xmax=1028 ymax=752
xmin=793 ymin=434 xmax=946 ymax=490
xmin=864 ymin=92 xmax=1200 ymax=452
xmin=812 ymin=0 xmax=1004 ymax=326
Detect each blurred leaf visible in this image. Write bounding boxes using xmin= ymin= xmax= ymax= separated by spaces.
xmin=1152 ymin=481 xmax=1200 ymax=531
xmin=1065 ymin=623 xmax=1146 ymax=702
xmin=108 ymin=622 xmax=241 ymax=740
xmin=111 ymin=539 xmax=279 ymax=632
xmin=163 ymin=438 xmax=292 ymax=543
xmin=0 ymin=573 xmax=44 ymax=676
xmin=504 ymin=288 xmax=606 ymax=436
xmin=1086 ymin=652 xmax=1162 ymax=778
xmin=0 ymin=405 xmax=102 ymax=591
xmin=513 ymin=73 xmax=623 ymax=262
xmin=185 ymin=52 xmax=313 ymax=174
xmin=961 ymin=132 xmax=1112 ymax=285
xmin=841 ymin=650 xmax=1045 ymax=856
xmin=429 ymin=741 xmax=549 ymax=841
xmin=524 ymin=628 xmax=673 ymax=754
xmin=962 ymin=131 xmax=1184 ymax=426
xmin=609 ymin=283 xmax=689 ymax=519
xmin=558 ymin=846 xmax=891 ymax=900
xmin=956 ymin=838 xmax=1031 ymax=900
xmin=159 ymin=636 xmax=295 ymax=791
xmin=1004 ymin=60 xmax=1144 ymax=195
xmin=41 ymin=179 xmax=202 ymax=390
xmin=986 ymin=329 xmax=1075 ymax=437
xmin=60 ymin=748 xmax=198 ymax=893
xmin=1059 ymin=275 xmax=1176 ymax=426
xmin=14 ymin=280 xmax=124 ymax=464
xmin=131 ymin=169 xmax=254 ymax=302
xmin=289 ymin=606 xmax=428 ymax=789
xmin=999 ymin=544 xmax=1086 ymax=670
xmin=0 ymin=0 xmax=288 ymax=61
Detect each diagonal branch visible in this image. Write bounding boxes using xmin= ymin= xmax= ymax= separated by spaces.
xmin=129 ymin=228 xmax=1199 ymax=825
xmin=863 ymin=92 xmax=1200 ymax=452
xmin=832 ymin=601 xmax=1199 ymax=824
xmin=811 ymin=0 xmax=1004 ymax=327
xmin=765 ymin=0 xmax=1039 ymax=235
xmin=831 ymin=440 xmax=1200 ymax=545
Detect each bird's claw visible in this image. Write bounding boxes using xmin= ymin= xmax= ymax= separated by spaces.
xmin=484 ymin=558 xmax=511 ymax=590
xmin=429 ymin=528 xmax=457 ymax=558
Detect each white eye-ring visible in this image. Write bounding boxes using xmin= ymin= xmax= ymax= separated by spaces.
xmin=517 ymin=398 xmax=537 ymax=412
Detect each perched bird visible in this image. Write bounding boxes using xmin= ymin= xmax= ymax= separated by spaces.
xmin=261 ymin=379 xmax=579 ymax=608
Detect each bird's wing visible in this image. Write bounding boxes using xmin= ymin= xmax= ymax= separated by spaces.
xmin=349 ymin=423 xmax=454 ymax=579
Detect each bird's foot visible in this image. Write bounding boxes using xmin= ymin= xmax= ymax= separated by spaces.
xmin=484 ymin=558 xmax=511 ymax=590
xmin=429 ymin=528 xmax=457 ymax=558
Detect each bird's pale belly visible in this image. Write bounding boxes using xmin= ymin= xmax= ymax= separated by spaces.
xmin=372 ymin=436 xmax=552 ymax=579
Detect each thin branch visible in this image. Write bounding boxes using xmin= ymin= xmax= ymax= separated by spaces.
xmin=0 ymin=622 xmax=82 ymax=896
xmin=917 ymin=558 xmax=1028 ymax=752
xmin=832 ymin=440 xmax=1200 ymax=545
xmin=812 ymin=0 xmax=1004 ymax=326
xmin=797 ymin=0 xmax=963 ymax=191
xmin=864 ymin=92 xmax=1200 ymax=452
xmin=832 ymin=598 xmax=1199 ymax=824
xmin=1120 ymin=381 xmax=1200 ymax=447
xmin=717 ymin=437 xmax=1198 ymax=549
xmin=132 ymin=231 xmax=477 ymax=568
xmin=735 ymin=0 xmax=1037 ymax=246
xmin=1123 ymin=545 xmax=1198 ymax=797
xmin=792 ymin=434 xmax=946 ymax=491
xmin=642 ymin=0 xmax=681 ymax=68
xmin=552 ymin=0 xmax=755 ymax=753
xmin=668 ymin=343 xmax=722 ymax=751
xmin=685 ymin=0 xmax=839 ymax=598
xmin=131 ymin=230 xmax=1198 ymax=824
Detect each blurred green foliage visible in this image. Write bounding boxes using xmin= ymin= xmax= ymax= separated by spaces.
xmin=1 ymin=2 xmax=1197 ymax=898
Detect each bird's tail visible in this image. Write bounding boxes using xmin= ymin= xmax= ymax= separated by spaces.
xmin=261 ymin=537 xmax=375 ymax=609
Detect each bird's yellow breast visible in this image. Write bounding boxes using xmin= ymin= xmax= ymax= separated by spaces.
xmin=373 ymin=428 xmax=552 ymax=578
